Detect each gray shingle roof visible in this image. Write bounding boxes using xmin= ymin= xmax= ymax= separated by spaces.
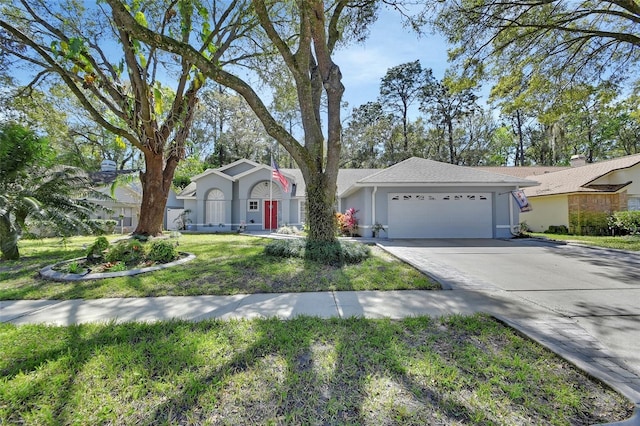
xmin=176 ymin=182 xmax=197 ymax=198
xmin=523 ymin=154 xmax=640 ymax=197
xmin=186 ymin=157 xmax=540 ymax=199
xmin=356 ymin=157 xmax=537 ymax=186
xmin=280 ymin=168 xmax=378 ymax=197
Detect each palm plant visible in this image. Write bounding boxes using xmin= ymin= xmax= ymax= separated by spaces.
xmin=0 ymin=165 xmax=109 ymax=260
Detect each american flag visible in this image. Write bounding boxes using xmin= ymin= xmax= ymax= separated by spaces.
xmin=271 ymin=159 xmax=290 ymax=193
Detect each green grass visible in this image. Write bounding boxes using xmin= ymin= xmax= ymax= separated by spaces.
xmin=0 ymin=234 xmax=438 ymax=300
xmin=531 ymin=233 xmax=640 ymax=251
xmin=0 ymin=314 xmax=631 ymax=425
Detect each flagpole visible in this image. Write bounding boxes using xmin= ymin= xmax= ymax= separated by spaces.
xmin=269 ymin=152 xmax=273 ymax=230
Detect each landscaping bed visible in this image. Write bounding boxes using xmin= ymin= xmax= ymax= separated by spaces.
xmin=0 ymin=234 xmax=438 ymax=300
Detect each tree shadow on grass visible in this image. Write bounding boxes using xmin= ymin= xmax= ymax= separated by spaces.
xmin=1 ymin=315 xmax=633 ymax=425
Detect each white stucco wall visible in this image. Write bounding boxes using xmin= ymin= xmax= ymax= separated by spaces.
xmin=342 ymin=185 xmax=525 ymax=238
xmin=521 ymin=195 xmax=569 ymax=232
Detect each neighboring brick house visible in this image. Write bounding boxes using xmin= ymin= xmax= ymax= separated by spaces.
xmin=487 ymin=155 xmax=640 ymax=235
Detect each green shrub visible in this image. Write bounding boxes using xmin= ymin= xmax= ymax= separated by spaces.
xmin=544 ymin=225 xmax=569 ymax=235
xmin=107 ymin=261 xmax=127 ymax=272
xmin=105 ymin=239 xmax=146 ymax=265
xmin=336 ymin=241 xmax=371 ymax=264
xmin=264 ymin=238 xmax=306 ymax=258
xmin=610 ymin=211 xmax=640 ymax=235
xmin=304 ymin=241 xmax=344 ymax=265
xmin=265 ymin=239 xmax=370 ymax=265
xmin=306 ymin=241 xmax=370 ymax=265
xmin=67 ymin=260 xmax=82 ymax=274
xmin=86 ymin=236 xmax=110 ymax=261
xmin=147 ymin=240 xmax=179 ymax=263
xmin=275 ymin=225 xmax=301 ymax=235
xmin=569 ymin=211 xmax=610 ymax=236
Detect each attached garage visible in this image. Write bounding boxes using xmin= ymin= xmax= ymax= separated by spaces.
xmin=338 ymin=157 xmax=539 ymax=239
xmin=388 ymin=193 xmax=493 ymax=238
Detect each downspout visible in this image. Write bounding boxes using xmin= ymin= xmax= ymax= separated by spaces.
xmin=372 ymin=186 xmax=377 ymax=237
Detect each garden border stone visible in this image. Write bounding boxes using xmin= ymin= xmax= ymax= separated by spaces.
xmin=39 ymin=253 xmax=196 ymax=281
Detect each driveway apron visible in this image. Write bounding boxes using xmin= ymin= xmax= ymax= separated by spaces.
xmin=379 ymin=238 xmax=640 ymax=404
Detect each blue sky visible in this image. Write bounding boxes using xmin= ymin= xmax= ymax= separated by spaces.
xmin=334 ymin=8 xmax=452 ymax=112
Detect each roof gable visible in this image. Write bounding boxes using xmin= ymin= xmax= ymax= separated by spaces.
xmin=190 ymin=168 xmax=236 ymax=182
xmin=218 ymin=159 xmax=262 ymax=176
xmin=524 ymin=154 xmax=640 ymax=197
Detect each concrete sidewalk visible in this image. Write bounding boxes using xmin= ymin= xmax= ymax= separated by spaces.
xmin=1 ymin=290 xmax=493 ymax=325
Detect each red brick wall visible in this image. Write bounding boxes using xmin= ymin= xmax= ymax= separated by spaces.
xmin=568 ymin=192 xmax=627 ymax=235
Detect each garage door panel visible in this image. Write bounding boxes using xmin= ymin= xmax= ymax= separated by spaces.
xmin=388 ymin=193 xmax=492 ymax=239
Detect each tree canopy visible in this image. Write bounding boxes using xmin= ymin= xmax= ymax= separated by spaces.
xmin=104 ymin=0 xmax=402 ymax=244
xmin=434 ymin=1 xmax=640 ymax=93
xmin=0 ymin=0 xmax=205 ymax=236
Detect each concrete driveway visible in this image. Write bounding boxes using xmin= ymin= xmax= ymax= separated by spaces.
xmin=379 ymin=238 xmax=640 ymax=379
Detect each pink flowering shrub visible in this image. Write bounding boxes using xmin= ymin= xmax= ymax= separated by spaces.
xmin=336 ymin=208 xmax=359 ymax=236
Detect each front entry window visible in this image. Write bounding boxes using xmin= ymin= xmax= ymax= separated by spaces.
xmin=206 ymin=189 xmax=225 ymax=226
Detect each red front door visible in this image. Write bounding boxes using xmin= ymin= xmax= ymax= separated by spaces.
xmin=264 ymin=201 xmax=278 ymax=230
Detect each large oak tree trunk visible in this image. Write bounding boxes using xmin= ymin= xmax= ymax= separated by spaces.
xmin=304 ymin=171 xmax=337 ymax=242
xmin=133 ymin=151 xmax=173 ymax=236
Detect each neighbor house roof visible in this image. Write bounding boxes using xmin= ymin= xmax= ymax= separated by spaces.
xmin=523 ymin=154 xmax=640 ymax=197
xmin=476 ymin=166 xmax=568 ymax=178
xmin=176 ymin=182 xmax=197 ymax=199
xmin=89 ymin=169 xmax=138 ymax=185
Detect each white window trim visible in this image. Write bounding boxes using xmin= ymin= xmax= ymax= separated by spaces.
xmin=248 ymin=199 xmax=260 ymax=212
xmin=299 ymin=199 xmax=307 ymax=224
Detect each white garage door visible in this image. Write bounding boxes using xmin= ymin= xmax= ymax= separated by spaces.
xmin=388 ymin=193 xmax=493 ymax=238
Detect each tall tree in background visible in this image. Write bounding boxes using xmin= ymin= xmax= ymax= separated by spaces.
xmin=0 ymin=0 xmax=207 ymax=236
xmin=454 ymin=108 xmax=498 ymax=166
xmin=420 ymin=71 xmax=479 ymax=164
xmin=191 ymin=84 xmax=236 ymax=166
xmin=379 ymin=60 xmax=429 ymax=155
xmin=106 ymin=0 xmax=397 ymax=244
xmin=341 ymin=101 xmax=393 ymax=168
xmin=432 ymin=1 xmax=640 ymax=165
xmin=610 ymin=95 xmax=640 ymax=156
xmin=488 ymin=65 xmax=544 ymax=166
xmin=268 ymin=62 xmax=302 ymax=168
xmin=556 ymin=83 xmax=619 ymax=162
xmin=192 ymin=85 xmax=273 ymax=168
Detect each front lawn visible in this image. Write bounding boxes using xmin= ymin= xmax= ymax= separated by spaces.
xmin=531 ymin=233 xmax=640 ymax=251
xmin=0 ymin=234 xmax=438 ymax=300
xmin=0 ymin=315 xmax=632 ymax=425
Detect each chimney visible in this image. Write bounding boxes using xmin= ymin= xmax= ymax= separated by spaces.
xmin=101 ymin=159 xmax=117 ymax=172
xmin=570 ymin=155 xmax=587 ymax=167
